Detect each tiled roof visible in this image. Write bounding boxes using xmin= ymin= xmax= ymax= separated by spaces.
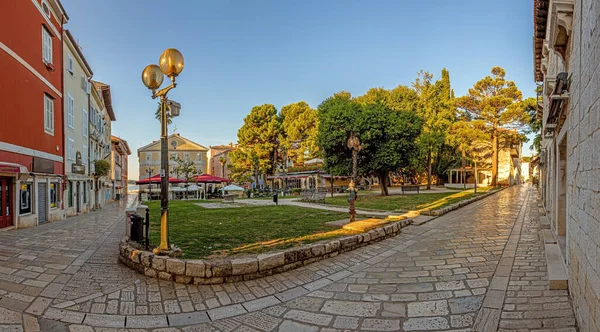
xmin=534 ymin=0 xmax=549 ymax=82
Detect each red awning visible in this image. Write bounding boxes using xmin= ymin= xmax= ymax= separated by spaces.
xmin=0 ymin=162 xmax=29 ymax=174
xmin=135 ymin=174 xmax=185 ymax=185
xmin=191 ymin=174 xmax=230 ymax=183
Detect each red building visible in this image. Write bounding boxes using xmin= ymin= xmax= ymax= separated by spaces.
xmin=0 ymin=0 xmax=69 ymax=228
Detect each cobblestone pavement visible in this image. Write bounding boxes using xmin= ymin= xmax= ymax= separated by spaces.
xmin=0 ymin=185 xmax=578 ymax=331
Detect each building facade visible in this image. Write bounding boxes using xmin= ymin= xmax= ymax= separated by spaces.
xmin=533 ymin=0 xmax=600 ymax=329
xmin=111 ymin=136 xmax=130 ymax=199
xmin=208 ymin=143 xmax=236 ymax=179
xmin=90 ymin=81 xmax=115 ymax=209
xmin=63 ymin=29 xmax=92 ymax=217
xmin=138 ymin=134 xmax=208 ymax=187
xmin=0 ymin=0 xmax=69 ymax=228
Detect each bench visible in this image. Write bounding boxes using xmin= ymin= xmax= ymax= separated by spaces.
xmin=222 ymin=194 xmax=235 ymax=203
xmin=311 ymin=192 xmax=327 ymax=203
xmin=300 ymin=191 xmax=313 ymax=201
xmin=401 ymin=185 xmax=420 ymax=194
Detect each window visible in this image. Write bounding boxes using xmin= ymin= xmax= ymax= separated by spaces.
xmin=82 ymin=109 xmax=88 ymax=137
xmin=42 ymin=27 xmax=52 ymax=64
xmin=184 ymin=153 xmax=190 ymax=161
xmin=19 ymin=183 xmax=32 ymax=215
xmin=50 ymin=182 xmax=59 ymax=208
xmin=82 ymin=144 xmax=88 ymax=165
xmin=41 ymin=1 xmax=51 ymax=17
xmin=146 ymin=153 xmax=151 ymax=161
xmin=67 ymin=54 xmax=74 ymax=75
xmin=44 ymin=94 xmax=54 ymax=134
xmin=67 ymin=181 xmax=73 ymax=207
xmin=67 ymin=95 xmax=74 ymax=129
xmin=67 ymin=137 xmax=75 ymax=160
xmin=170 ymin=152 xmax=178 ymax=160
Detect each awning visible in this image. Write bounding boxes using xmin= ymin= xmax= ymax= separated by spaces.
xmin=0 ymin=162 xmax=29 ymax=174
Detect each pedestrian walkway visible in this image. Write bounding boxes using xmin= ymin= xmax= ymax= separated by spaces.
xmin=0 ymin=186 xmax=578 ymax=331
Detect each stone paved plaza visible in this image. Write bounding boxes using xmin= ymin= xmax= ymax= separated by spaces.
xmin=0 ymin=186 xmax=578 ymax=331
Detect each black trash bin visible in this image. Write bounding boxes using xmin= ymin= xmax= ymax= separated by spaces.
xmin=130 ymin=214 xmax=144 ymax=242
xmin=273 ymin=193 xmax=278 ymax=206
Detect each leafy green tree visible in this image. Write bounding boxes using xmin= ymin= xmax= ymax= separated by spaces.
xmin=170 ymin=155 xmax=197 ymax=198
xmin=279 ymin=102 xmax=319 ymax=164
xmin=447 ymin=120 xmax=491 ymax=186
xmin=456 ymin=67 xmax=530 ymax=186
xmin=231 ymin=104 xmax=281 ymax=186
xmin=318 ymin=92 xmax=422 ymax=196
xmin=93 ymin=160 xmax=110 ymax=209
xmin=412 ymin=68 xmax=456 ymax=189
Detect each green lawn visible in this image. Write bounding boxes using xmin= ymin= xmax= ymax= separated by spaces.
xmin=145 ymin=201 xmax=354 ymax=259
xmin=324 ymin=188 xmax=495 ymax=212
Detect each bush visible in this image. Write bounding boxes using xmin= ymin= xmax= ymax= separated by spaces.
xmin=292 ymin=188 xmax=301 ymax=194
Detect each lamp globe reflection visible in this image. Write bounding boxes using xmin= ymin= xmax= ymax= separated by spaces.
xmin=141 ymin=64 xmax=164 ymax=90
xmin=159 ymin=48 xmax=184 ymax=78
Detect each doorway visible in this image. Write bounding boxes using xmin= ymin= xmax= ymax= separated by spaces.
xmin=76 ymin=182 xmax=81 ymax=213
xmin=556 ymin=135 xmax=568 ymax=258
xmin=0 ymin=177 xmax=13 ymax=228
xmin=38 ymin=183 xmax=47 ymax=224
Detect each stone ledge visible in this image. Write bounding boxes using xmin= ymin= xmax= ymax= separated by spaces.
xmin=420 ymin=187 xmax=505 ymax=217
xmin=119 ymin=219 xmax=412 ymax=285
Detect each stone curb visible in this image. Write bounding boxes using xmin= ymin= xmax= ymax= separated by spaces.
xmin=119 ymin=219 xmax=412 ymax=285
xmin=420 ymin=187 xmax=506 ymax=217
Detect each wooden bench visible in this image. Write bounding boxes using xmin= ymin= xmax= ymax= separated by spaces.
xmin=222 ymin=194 xmax=235 ymax=203
xmin=401 ymin=185 xmax=420 ymax=194
xmin=300 ymin=191 xmax=313 ymax=202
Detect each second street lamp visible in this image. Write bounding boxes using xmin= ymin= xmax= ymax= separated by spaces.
xmin=141 ymin=48 xmax=184 ymax=255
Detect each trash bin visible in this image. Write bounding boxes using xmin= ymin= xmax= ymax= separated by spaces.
xmin=130 ymin=214 xmax=144 ymax=243
xmin=273 ymin=193 xmax=278 ymax=205
xmin=116 ymin=193 xmax=121 ymax=200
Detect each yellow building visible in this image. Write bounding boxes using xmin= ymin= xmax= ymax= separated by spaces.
xmin=137 ymin=134 xmax=208 ymax=182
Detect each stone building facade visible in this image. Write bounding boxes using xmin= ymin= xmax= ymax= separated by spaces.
xmin=534 ymin=0 xmax=600 ymax=329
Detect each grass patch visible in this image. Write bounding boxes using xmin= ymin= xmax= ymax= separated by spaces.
xmin=324 ymin=187 xmax=496 ymax=212
xmin=145 ymin=201 xmax=356 ymax=259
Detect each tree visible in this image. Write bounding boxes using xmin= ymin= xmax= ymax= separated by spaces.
xmin=279 ymin=102 xmax=319 ymax=165
xmin=412 ymin=69 xmax=456 ymax=189
xmin=456 ymin=67 xmax=530 ymax=186
xmin=317 ymin=92 xmax=422 ymax=196
xmin=93 ymin=159 xmax=110 ymax=209
xmin=170 ymin=155 xmax=197 ymax=199
xmin=218 ymin=156 xmax=227 ymax=178
xmin=446 ymin=120 xmax=491 ymax=187
xmin=231 ymin=104 xmax=281 ymax=187
xmin=155 ymin=102 xmax=173 ymax=125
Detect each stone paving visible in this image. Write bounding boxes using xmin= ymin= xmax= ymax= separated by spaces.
xmin=0 ymin=185 xmax=578 ymax=331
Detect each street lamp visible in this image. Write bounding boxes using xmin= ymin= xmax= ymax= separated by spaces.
xmin=141 ymin=48 xmax=184 ymax=255
xmin=346 ymin=132 xmax=362 ymax=222
xmin=145 ymin=167 xmax=154 ymax=200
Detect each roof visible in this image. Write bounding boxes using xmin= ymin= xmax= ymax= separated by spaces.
xmin=533 ymin=0 xmax=550 ymax=82
xmin=50 ymin=0 xmax=69 ymax=21
xmin=92 ymin=81 xmax=116 ymax=121
xmin=111 ymin=136 xmax=131 ymax=155
xmin=64 ymin=30 xmax=93 ymax=76
xmin=138 ymin=133 xmax=209 ymax=153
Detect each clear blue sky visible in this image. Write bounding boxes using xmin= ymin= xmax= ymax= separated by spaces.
xmin=61 ymin=0 xmax=537 ymax=180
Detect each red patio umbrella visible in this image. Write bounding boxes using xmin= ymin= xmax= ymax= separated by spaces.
xmin=191 ymin=174 xmax=231 ymax=183
xmin=135 ymin=174 xmax=185 ymax=185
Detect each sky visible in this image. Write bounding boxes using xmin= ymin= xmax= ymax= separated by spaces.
xmin=60 ymin=0 xmax=537 ymax=180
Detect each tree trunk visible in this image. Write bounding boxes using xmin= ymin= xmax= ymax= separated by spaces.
xmin=461 ymin=149 xmax=466 ymax=189
xmin=377 ymin=173 xmax=389 ymax=196
xmin=491 ymin=126 xmax=498 ymax=187
xmin=426 ymin=149 xmax=432 ymax=190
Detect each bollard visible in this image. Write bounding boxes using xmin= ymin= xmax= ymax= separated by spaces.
xmin=145 ymin=208 xmax=150 ymax=250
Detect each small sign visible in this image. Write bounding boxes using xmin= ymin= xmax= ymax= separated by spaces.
xmin=72 ymin=164 xmax=86 ymax=174
xmin=160 ymin=169 xmax=165 ymax=177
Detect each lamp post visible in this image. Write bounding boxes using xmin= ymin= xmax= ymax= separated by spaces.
xmin=141 ymin=48 xmax=184 ymax=254
xmin=146 ymin=167 xmax=154 ymax=200
xmin=346 ymin=132 xmax=362 ymax=222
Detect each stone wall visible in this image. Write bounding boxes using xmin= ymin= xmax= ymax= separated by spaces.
xmin=119 ymin=219 xmax=412 ymax=285
xmin=564 ymin=0 xmax=600 ymax=330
